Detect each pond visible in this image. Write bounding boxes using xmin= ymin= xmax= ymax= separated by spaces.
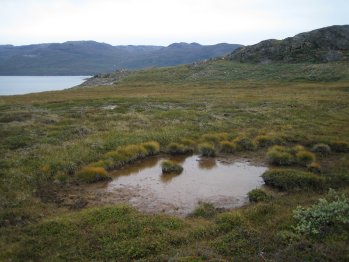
xmin=103 ymin=155 xmax=268 ymax=216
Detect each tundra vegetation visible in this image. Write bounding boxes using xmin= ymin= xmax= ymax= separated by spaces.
xmin=0 ymin=60 xmax=349 ymax=260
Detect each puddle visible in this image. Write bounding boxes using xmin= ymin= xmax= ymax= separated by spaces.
xmin=102 ymin=155 xmax=268 ymax=216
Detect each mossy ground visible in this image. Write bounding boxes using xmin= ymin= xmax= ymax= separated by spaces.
xmin=0 ymin=61 xmax=349 ymax=260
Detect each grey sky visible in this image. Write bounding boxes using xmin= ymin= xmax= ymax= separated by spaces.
xmin=0 ymin=0 xmax=348 ymax=46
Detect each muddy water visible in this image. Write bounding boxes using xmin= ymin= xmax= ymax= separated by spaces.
xmin=105 ymin=155 xmax=267 ymax=216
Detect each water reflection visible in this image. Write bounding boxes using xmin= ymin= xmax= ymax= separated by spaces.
xmin=108 ymin=155 xmax=268 ymax=215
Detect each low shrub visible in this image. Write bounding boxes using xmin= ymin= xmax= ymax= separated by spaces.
xmin=247 ymin=189 xmax=272 ymax=202
xmin=267 ymin=146 xmax=294 ymax=166
xmin=167 ymin=142 xmax=190 ymax=155
xmin=190 ymin=202 xmax=217 ymax=219
xmin=329 ymin=141 xmax=349 ymax=153
xmin=293 ymin=189 xmax=349 ymax=236
xmin=262 ymin=169 xmax=325 ymax=191
xmin=311 ymin=143 xmax=331 ymax=156
xmin=142 ymin=141 xmax=160 ymax=155
xmin=199 ymin=143 xmax=216 ymax=157
xmin=219 ymin=141 xmax=236 ymax=153
xmin=161 ymin=160 xmax=183 ymax=174
xmin=296 ymin=150 xmax=316 ymax=167
xmin=77 ymin=167 xmax=110 ymax=183
xmin=254 ymin=135 xmax=275 ymax=148
xmin=233 ymin=136 xmax=256 ymax=151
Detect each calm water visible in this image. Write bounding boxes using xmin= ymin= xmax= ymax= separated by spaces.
xmin=104 ymin=155 xmax=268 ymax=216
xmin=0 ymin=76 xmax=89 ymax=96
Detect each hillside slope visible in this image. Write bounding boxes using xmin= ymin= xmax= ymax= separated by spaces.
xmin=0 ymin=41 xmax=241 ymax=75
xmin=227 ymin=25 xmax=349 ymax=63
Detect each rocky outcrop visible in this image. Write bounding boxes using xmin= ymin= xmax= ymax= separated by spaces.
xmin=228 ymin=25 xmax=349 ymax=63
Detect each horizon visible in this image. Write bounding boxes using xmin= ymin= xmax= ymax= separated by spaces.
xmin=1 ymin=24 xmax=347 ymax=48
xmin=1 ymin=0 xmax=348 ymax=46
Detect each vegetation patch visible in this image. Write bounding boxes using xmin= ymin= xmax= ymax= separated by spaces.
xmin=190 ymin=202 xmax=217 ymax=219
xmin=167 ymin=142 xmax=192 ymax=155
xmin=199 ymin=143 xmax=216 ymax=157
xmin=293 ymin=189 xmax=349 ymax=236
xmin=311 ymin=143 xmax=331 ymax=156
xmin=248 ymin=189 xmax=273 ymax=202
xmin=219 ymin=140 xmax=236 ymax=153
xmin=161 ymin=160 xmax=183 ymax=174
xmin=233 ymin=136 xmax=256 ymax=151
xmin=262 ymin=169 xmax=325 ymax=191
xmin=267 ymin=145 xmax=316 ymax=167
xmin=77 ymin=167 xmax=110 ymax=183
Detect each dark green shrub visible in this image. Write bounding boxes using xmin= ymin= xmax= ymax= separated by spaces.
xmin=311 ymin=143 xmax=331 ymax=156
xmin=199 ymin=143 xmax=216 ymax=157
xmin=262 ymin=169 xmax=325 ymax=191
xmin=267 ymin=146 xmax=294 ymax=165
xmin=248 ymin=189 xmax=272 ymax=202
xmin=296 ymin=150 xmax=316 ymax=167
xmin=219 ymin=140 xmax=236 ymax=153
xmin=161 ymin=160 xmax=183 ymax=174
xmin=233 ymin=136 xmax=256 ymax=151
xmin=77 ymin=167 xmax=111 ymax=183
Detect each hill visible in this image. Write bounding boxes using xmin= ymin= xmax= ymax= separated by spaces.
xmin=227 ymin=25 xmax=349 ymax=63
xmin=0 ymin=41 xmax=241 ymax=75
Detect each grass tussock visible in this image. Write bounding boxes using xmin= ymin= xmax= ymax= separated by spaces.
xmin=219 ymin=140 xmax=236 ymax=153
xmin=166 ymin=142 xmax=192 ymax=155
xmin=254 ymin=135 xmax=278 ymax=148
xmin=161 ymin=160 xmax=183 ymax=174
xmin=248 ymin=189 xmax=273 ymax=202
xmin=142 ymin=141 xmax=160 ymax=155
xmin=76 ymin=167 xmax=110 ymax=183
xmin=201 ymin=133 xmax=229 ymax=145
xmin=233 ymin=136 xmax=256 ymax=151
xmin=262 ymin=169 xmax=325 ymax=191
xmin=329 ymin=141 xmax=349 ymax=153
xmin=199 ymin=143 xmax=216 ymax=157
xmin=267 ymin=145 xmax=316 ymax=167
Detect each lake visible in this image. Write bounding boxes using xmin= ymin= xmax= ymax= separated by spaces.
xmin=0 ymin=76 xmax=90 ymax=96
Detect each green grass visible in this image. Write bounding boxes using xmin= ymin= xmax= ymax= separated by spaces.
xmin=0 ymin=60 xmax=349 ymax=260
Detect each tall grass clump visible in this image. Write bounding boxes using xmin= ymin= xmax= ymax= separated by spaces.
xmin=142 ymin=141 xmax=160 ymax=155
xmin=199 ymin=143 xmax=216 ymax=157
xmin=267 ymin=146 xmax=294 ymax=166
xmin=77 ymin=167 xmax=110 ymax=183
xmin=267 ymin=145 xmax=316 ymax=167
xmin=262 ymin=169 xmax=325 ymax=191
xmin=201 ymin=133 xmax=228 ymax=145
xmin=296 ymin=150 xmax=316 ymax=167
xmin=219 ymin=141 xmax=236 ymax=153
xmin=254 ymin=135 xmax=276 ymax=148
xmin=179 ymin=138 xmax=197 ymax=151
xmin=161 ymin=160 xmax=183 ymax=174
xmin=248 ymin=189 xmax=273 ymax=202
xmin=233 ymin=136 xmax=256 ymax=151
xmin=167 ymin=142 xmax=191 ymax=155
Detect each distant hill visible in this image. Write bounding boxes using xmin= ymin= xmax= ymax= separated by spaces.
xmin=227 ymin=25 xmax=349 ymax=63
xmin=0 ymin=41 xmax=242 ymax=75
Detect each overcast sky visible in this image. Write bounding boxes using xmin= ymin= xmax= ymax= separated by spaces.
xmin=1 ymin=0 xmax=348 ymax=46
